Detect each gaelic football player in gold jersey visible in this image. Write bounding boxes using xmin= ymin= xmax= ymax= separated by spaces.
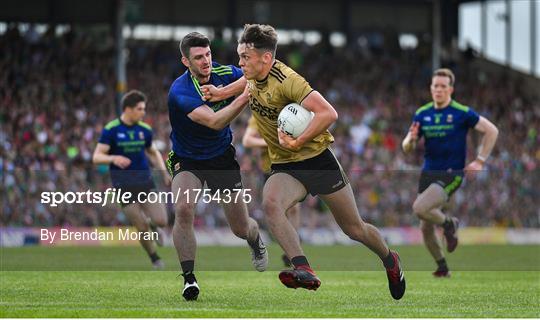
xmin=201 ymin=24 xmax=405 ymax=300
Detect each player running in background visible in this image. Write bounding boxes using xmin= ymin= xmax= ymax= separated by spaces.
xmin=93 ymin=90 xmax=169 ymax=269
xmin=203 ymin=24 xmax=405 ymax=300
xmin=167 ymin=32 xmax=268 ymax=301
xmin=243 ymin=115 xmax=301 ymax=267
xmin=402 ymin=68 xmax=499 ymax=277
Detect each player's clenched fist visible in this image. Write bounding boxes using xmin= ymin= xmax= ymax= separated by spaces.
xmin=464 ymin=158 xmax=484 ymax=179
xmin=200 ymin=84 xmax=221 ymax=102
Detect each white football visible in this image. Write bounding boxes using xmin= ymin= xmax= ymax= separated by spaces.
xmin=277 ymin=103 xmax=314 ymax=138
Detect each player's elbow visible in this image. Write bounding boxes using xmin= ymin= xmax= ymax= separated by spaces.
xmin=92 ymin=152 xmax=100 ymax=164
xmin=320 ymin=108 xmax=338 ymax=127
xmin=491 ymin=125 xmax=499 ymax=140
xmin=92 ymin=155 xmax=103 ymax=164
xmin=329 ymin=108 xmax=338 ymax=123
xmin=203 ymin=115 xmax=224 ymax=131
xmin=208 ymin=119 xmax=226 ymax=131
xmin=483 ymin=122 xmax=499 ymax=143
xmin=487 ymin=126 xmax=499 ymax=146
xmin=92 ymin=152 xmax=108 ymax=165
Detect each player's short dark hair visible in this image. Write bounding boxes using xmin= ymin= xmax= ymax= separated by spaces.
xmin=238 ymin=24 xmax=278 ymax=56
xmin=433 ymin=68 xmax=455 ymax=87
xmin=180 ymin=32 xmax=210 ymax=58
xmin=121 ymin=90 xmax=146 ymax=110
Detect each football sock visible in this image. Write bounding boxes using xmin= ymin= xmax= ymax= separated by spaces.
xmin=149 ymin=252 xmax=160 ymax=263
xmin=181 ymin=260 xmax=194 ymax=274
xmin=291 ymin=256 xmax=312 ymax=271
xmin=436 ymin=258 xmax=448 ymax=271
xmin=182 ymin=272 xmax=196 ymax=284
xmin=382 ymin=251 xmax=395 ymax=269
xmin=247 ymin=234 xmax=262 ymax=251
xmin=442 ymin=216 xmax=452 ymax=229
xmin=181 ymin=260 xmax=196 ymax=284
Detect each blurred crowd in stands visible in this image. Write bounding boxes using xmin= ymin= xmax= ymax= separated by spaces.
xmin=1 ymin=24 xmax=538 ymax=229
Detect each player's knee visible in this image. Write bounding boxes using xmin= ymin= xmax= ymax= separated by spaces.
xmin=174 ymin=202 xmax=196 ymax=226
xmin=262 ymin=197 xmax=284 ymax=219
xmin=153 ymin=216 xmax=168 ymax=228
xmin=286 ymin=204 xmax=300 ymax=217
xmin=412 ymin=199 xmax=428 ymax=219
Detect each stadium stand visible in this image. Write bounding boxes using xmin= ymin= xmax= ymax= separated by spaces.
xmin=1 ymin=24 xmax=538 ymax=229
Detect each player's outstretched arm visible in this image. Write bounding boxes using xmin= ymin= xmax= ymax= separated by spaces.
xmin=402 ymin=122 xmax=420 ymax=153
xmin=188 ymin=85 xmax=250 ymax=130
xmin=465 ymin=116 xmax=499 ymax=175
xmin=242 ymin=126 xmax=267 ymax=148
xmin=145 ymin=145 xmax=171 ymax=186
xmin=92 ymin=143 xmax=131 ymax=169
xmin=201 ymin=77 xmax=247 ymax=102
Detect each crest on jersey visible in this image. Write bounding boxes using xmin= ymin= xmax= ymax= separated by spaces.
xmin=139 ymin=131 xmax=144 ymax=140
xmin=266 ymin=92 xmax=272 ymax=100
xmin=447 ymin=114 xmax=453 ymax=123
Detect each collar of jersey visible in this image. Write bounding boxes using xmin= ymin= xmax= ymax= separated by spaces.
xmin=255 ymin=75 xmax=268 ymax=89
xmin=190 ymin=74 xmax=205 ymax=98
xmin=119 ymin=117 xmax=137 ymax=128
xmin=433 ymin=99 xmax=453 ymax=111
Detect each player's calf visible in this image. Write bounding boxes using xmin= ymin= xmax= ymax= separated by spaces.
xmin=229 ymin=224 xmax=249 ymax=240
xmin=149 ymin=222 xmax=165 ymax=247
xmin=341 ymin=221 xmax=370 ymax=244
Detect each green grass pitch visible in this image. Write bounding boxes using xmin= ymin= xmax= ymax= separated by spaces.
xmin=1 ymin=245 xmax=539 ymax=317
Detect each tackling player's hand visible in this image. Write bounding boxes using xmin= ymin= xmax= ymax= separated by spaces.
xmin=464 ymin=159 xmax=484 ymax=179
xmin=201 ymin=85 xmax=222 ymax=102
xmin=409 ymin=122 xmax=420 ymax=141
xmin=277 ymin=129 xmax=302 ymax=151
xmin=237 ymin=84 xmax=251 ymax=106
xmin=112 ymin=155 xmax=131 ymax=169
